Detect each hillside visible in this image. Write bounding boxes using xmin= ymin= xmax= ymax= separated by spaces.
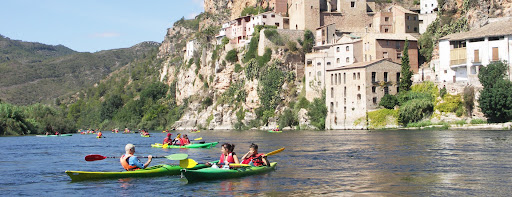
xmin=0 ymin=37 xmax=160 ymax=105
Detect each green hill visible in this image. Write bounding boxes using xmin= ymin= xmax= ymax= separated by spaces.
xmin=0 ymin=35 xmax=160 ymax=105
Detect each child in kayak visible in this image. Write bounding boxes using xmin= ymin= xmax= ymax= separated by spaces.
xmin=120 ymin=144 xmax=152 ymax=171
xmin=207 ymin=143 xmax=239 ymax=167
xmin=163 ymin=133 xmax=173 ymax=145
xmin=240 ymin=143 xmax=269 ymax=166
xmin=181 ymin=134 xmax=191 ymax=145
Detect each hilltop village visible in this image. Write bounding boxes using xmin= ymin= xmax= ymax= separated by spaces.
xmin=173 ymin=0 xmax=512 ymax=129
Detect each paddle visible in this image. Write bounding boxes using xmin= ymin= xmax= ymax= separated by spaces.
xmin=194 ymin=137 xmax=203 ymax=141
xmin=179 ymin=147 xmax=285 ymax=169
xmin=85 ymin=153 xmax=188 ymax=162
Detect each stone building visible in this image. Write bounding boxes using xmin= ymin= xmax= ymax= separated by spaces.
xmin=362 ymin=33 xmax=419 ymax=73
xmin=325 ymin=58 xmax=401 ymax=129
xmin=288 ymin=0 xmax=375 ymax=32
xmin=260 ymin=0 xmax=288 ymax=15
xmin=230 ymin=16 xmax=252 ymax=44
xmin=373 ymin=5 xmax=420 ymax=34
xmin=305 ymin=35 xmax=363 ymax=100
xmin=436 ymin=19 xmax=512 ymax=86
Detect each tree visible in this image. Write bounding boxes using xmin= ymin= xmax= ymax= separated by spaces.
xmin=399 ymin=39 xmax=412 ymax=92
xmin=478 ymin=61 xmax=512 ymax=122
xmin=463 ymin=85 xmax=475 ymax=116
xmin=379 ymin=94 xmax=398 ymax=109
xmin=307 ymin=91 xmax=327 ymax=130
xmin=303 ymin=30 xmax=314 ymax=53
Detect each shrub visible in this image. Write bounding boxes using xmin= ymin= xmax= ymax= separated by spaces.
xmin=398 ymin=98 xmax=434 ymax=126
xmin=234 ymin=63 xmax=242 ymax=73
xmin=296 ymin=97 xmax=310 ymax=110
xmin=367 ymin=109 xmax=398 ymax=129
xmin=379 ymin=94 xmax=398 ymax=109
xmin=279 ymin=108 xmax=298 ymax=128
xmin=435 ymin=94 xmax=462 ymax=113
xmin=287 ymin=41 xmax=298 ymax=52
xmin=307 ymin=92 xmax=327 ymax=130
xmin=470 ymin=119 xmax=487 ymax=124
xmin=264 ymin=29 xmax=285 ymax=46
xmin=221 ymin=37 xmax=229 ymax=45
xmin=303 ymin=30 xmax=314 ymax=53
xmin=463 ymin=86 xmax=475 ymax=116
xmin=225 ymin=49 xmax=238 ymax=63
xmin=440 ymin=86 xmax=447 ymax=98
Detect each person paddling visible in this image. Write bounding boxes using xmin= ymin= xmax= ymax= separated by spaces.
xmin=241 ymin=143 xmax=269 ymax=166
xmin=181 ymin=134 xmax=191 ymax=145
xmin=120 ymin=144 xmax=152 ymax=171
xmin=207 ymin=143 xmax=239 ymax=167
xmin=97 ymin=131 xmax=103 ymax=138
xmin=163 ymin=133 xmax=173 ymax=145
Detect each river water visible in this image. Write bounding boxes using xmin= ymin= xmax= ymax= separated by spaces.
xmin=1 ymin=130 xmax=511 ymax=196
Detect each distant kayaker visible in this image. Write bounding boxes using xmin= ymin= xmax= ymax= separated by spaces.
xmin=241 ymin=143 xmax=269 ymax=166
xmin=207 ymin=143 xmax=239 ymax=167
xmin=181 ymin=134 xmax=191 ymax=145
xmin=97 ymin=131 xmax=102 ymax=138
xmin=163 ymin=133 xmax=173 ymax=145
xmin=120 ymin=144 xmax=152 ymax=171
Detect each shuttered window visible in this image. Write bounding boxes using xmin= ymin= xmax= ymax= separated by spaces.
xmin=492 ymin=47 xmax=499 ymax=61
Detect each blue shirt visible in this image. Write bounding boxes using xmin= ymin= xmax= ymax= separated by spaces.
xmin=127 ymin=155 xmax=145 ymax=169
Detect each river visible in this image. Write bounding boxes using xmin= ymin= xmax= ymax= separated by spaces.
xmin=1 ymin=129 xmax=511 ymax=196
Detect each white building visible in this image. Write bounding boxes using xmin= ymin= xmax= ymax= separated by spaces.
xmin=216 ymin=22 xmax=231 ymax=44
xmin=437 ymin=19 xmax=512 ymax=85
xmin=185 ymin=40 xmax=198 ymax=60
xmin=246 ymin=11 xmax=286 ymax=37
xmin=305 ymin=35 xmax=363 ymax=101
xmin=420 ymin=0 xmax=437 ymax=14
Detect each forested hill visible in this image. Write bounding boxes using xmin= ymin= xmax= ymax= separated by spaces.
xmin=0 ymin=35 xmax=160 ymax=105
xmin=0 ymin=34 xmax=76 ymax=64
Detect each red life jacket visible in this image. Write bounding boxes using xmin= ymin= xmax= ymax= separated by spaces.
xmin=219 ymin=152 xmax=235 ymax=164
xmin=163 ymin=137 xmax=172 ymax=144
xmin=120 ymin=154 xmax=140 ymax=171
xmin=178 ymin=138 xmax=185 ymax=146
xmin=182 ymin=138 xmax=190 ymax=145
xmin=242 ymin=153 xmax=265 ymax=166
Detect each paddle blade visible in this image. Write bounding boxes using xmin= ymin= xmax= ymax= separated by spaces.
xmin=163 ymin=143 xmax=168 ymax=149
xmin=180 ymin=159 xmax=198 ymax=168
xmin=229 ymin=164 xmax=251 ymax=167
xmin=194 ymin=137 xmax=202 ymax=141
xmin=166 ymin=153 xmax=188 ymax=160
xmin=265 ymin=147 xmax=285 ymax=157
xmin=85 ymin=154 xmax=107 ymax=161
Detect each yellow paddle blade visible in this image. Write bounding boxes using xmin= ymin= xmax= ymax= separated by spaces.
xmin=194 ymin=137 xmax=202 ymax=141
xmin=264 ymin=147 xmax=285 ymax=156
xmin=180 ymin=158 xmax=198 ymax=168
xmin=163 ymin=143 xmax=168 ymax=149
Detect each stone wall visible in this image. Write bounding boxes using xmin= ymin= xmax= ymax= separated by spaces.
xmin=258 ymin=29 xmax=305 ymax=56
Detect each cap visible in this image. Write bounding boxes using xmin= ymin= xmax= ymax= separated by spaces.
xmin=167 ymin=133 xmax=172 ymax=137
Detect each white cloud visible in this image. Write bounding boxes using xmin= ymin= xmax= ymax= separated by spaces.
xmin=90 ymin=32 xmax=120 ymax=38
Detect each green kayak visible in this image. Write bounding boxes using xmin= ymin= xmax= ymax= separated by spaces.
xmin=151 ymin=142 xmax=219 ymax=149
xmin=65 ymin=163 xmax=209 ymax=181
xmin=268 ymin=130 xmax=282 ymax=133
xmin=182 ymin=162 xmax=277 ymax=182
xmin=36 ymin=134 xmax=73 ymax=137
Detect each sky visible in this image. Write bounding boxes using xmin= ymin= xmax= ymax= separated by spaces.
xmin=0 ymin=0 xmax=204 ymax=52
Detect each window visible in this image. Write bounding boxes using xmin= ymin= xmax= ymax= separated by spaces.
xmin=337 ymin=58 xmax=340 ymax=63
xmin=413 ymin=16 xmax=417 ymax=20
xmin=271 ymin=14 xmax=275 ymax=18
xmin=386 ymin=41 xmax=390 ymax=46
xmin=373 ymin=97 xmax=377 ymax=104
xmin=444 ymin=70 xmax=447 ymax=73
xmin=372 ymin=72 xmax=376 ymax=82
xmin=309 ymin=72 xmax=311 ymax=77
xmin=385 ymin=17 xmax=389 ymax=22
xmin=414 ymin=27 xmax=418 ymax=32
xmin=384 ymin=72 xmax=388 ymax=82
xmin=384 ymin=87 xmax=389 ymax=95
xmin=492 ymin=47 xmax=499 ymax=61
xmin=263 ymin=15 xmax=267 ymax=18
xmin=357 ymin=86 xmax=361 ymax=91
xmin=397 ymin=52 xmax=402 ymax=59
xmin=343 ymin=73 xmax=346 ymax=83
xmin=344 ymin=87 xmax=347 ymax=97
xmin=337 ymin=47 xmax=340 ymax=52
xmin=344 ymin=98 xmax=347 ymax=105
xmin=346 ymin=57 xmax=350 ymax=63
xmin=407 ymin=16 xmax=410 ymax=20
xmin=396 ymin=42 xmax=400 ymax=49
xmin=330 ymin=102 xmax=334 ymax=113
xmin=338 ymin=74 xmax=341 ymax=84
xmin=383 ymin=52 xmax=389 ymax=58
xmin=346 ymin=46 xmax=350 ymax=51
xmin=396 ymin=72 xmax=400 ymax=87
xmin=353 ymin=73 xmax=356 ymax=80
xmin=357 ymin=94 xmax=361 ymax=100
xmin=474 ymin=50 xmax=480 ymax=62
xmin=351 ymin=1 xmax=355 ymax=7
xmin=327 ymin=62 xmax=331 ymax=66
xmin=331 ymin=74 xmax=333 ymax=85
xmin=357 ymin=72 xmax=360 ymax=79
xmin=384 ymin=28 xmax=389 ymax=33
xmin=275 ymin=23 xmax=280 ymax=27
xmin=331 ymin=88 xmax=334 ymax=98
xmin=489 ymin=36 xmax=504 ymax=41
xmin=335 ymin=74 xmax=338 ymax=85
xmin=407 ymin=25 xmax=410 ymax=30
xmin=372 ymin=86 xmax=376 ymax=93
xmin=317 ymin=62 xmax=321 ymax=66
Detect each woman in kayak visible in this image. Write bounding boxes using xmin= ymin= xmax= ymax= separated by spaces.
xmin=163 ymin=133 xmax=173 ymax=145
xmin=120 ymin=144 xmax=152 ymax=171
xmin=97 ymin=131 xmax=103 ymax=138
xmin=208 ymin=143 xmax=239 ymax=167
xmin=241 ymin=143 xmax=269 ymax=166
xmin=181 ymin=134 xmax=191 ymax=145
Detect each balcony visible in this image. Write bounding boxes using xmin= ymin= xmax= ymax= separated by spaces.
xmin=450 ymin=48 xmax=466 ymax=66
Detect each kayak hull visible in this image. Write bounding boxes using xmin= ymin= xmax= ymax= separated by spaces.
xmin=65 ymin=163 xmax=209 ymax=181
xmin=151 ymin=142 xmax=219 ymax=149
xmin=267 ymin=130 xmax=282 ymax=133
xmin=182 ymin=162 xmax=277 ymax=182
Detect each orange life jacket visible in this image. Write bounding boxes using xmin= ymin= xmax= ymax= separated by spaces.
xmin=120 ymin=154 xmax=140 ymax=171
xmin=242 ymin=153 xmax=265 ymax=166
